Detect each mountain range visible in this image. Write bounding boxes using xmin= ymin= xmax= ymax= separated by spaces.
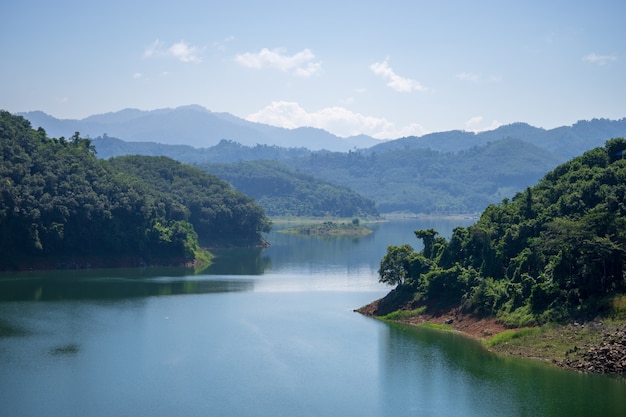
xmin=15 ymin=106 xmax=626 ymax=214
xmin=19 ymin=105 xmax=626 ymax=160
xmin=18 ymin=105 xmax=380 ymax=152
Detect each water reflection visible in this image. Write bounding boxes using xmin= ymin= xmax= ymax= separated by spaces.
xmin=2 ymin=218 xmax=625 ymax=417
xmin=380 ymin=322 xmax=626 ymax=417
xmin=206 ymin=247 xmax=271 ymax=275
xmin=0 ymin=270 xmax=255 ymax=302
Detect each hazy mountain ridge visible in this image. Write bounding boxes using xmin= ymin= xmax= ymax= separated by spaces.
xmin=18 ymin=106 xmax=381 ymax=152
xmin=92 ymin=137 xmax=313 ymax=163
xmin=16 ymin=107 xmax=626 ymax=214
xmin=19 ymin=106 xmax=626 ymax=159
xmin=367 ymin=119 xmax=626 ymax=160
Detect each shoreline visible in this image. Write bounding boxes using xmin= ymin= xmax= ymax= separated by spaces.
xmin=357 ymin=298 xmax=626 ymax=376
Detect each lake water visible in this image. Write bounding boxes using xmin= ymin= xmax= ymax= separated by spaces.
xmin=1 ymin=219 xmax=625 ymax=417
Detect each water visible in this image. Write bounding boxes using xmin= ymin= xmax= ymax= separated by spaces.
xmin=1 ymin=218 xmax=625 ymax=416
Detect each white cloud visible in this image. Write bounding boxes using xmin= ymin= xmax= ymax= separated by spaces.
xmin=235 ymin=48 xmax=321 ymax=78
xmin=464 ymin=116 xmax=501 ymax=133
xmin=370 ymin=60 xmax=425 ymax=92
xmin=456 ymin=72 xmax=480 ymax=82
xmin=583 ymin=53 xmax=617 ymax=65
xmin=168 ymin=41 xmax=202 ymax=63
xmin=132 ymin=72 xmax=142 ymax=79
xmin=143 ymin=39 xmax=203 ymax=63
xmin=246 ymin=101 xmax=427 ymax=139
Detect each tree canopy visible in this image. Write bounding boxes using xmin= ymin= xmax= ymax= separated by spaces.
xmin=200 ymin=159 xmax=379 ymax=218
xmin=0 ymin=111 xmax=270 ymax=270
xmin=109 ymin=155 xmax=272 ymax=246
xmin=378 ymin=138 xmax=626 ymax=325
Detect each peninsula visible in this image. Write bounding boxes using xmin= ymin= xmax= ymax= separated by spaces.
xmin=361 ymin=138 xmax=626 ymax=375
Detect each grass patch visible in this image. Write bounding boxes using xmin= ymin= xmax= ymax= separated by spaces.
xmin=280 ymin=221 xmax=372 ymax=238
xmin=483 ymin=327 xmax=540 ymax=348
xmin=380 ymin=306 xmax=426 ymax=321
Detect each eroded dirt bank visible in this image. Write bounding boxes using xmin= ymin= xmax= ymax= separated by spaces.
xmin=357 ymin=298 xmax=626 ymax=376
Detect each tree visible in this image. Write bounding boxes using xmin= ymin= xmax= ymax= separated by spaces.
xmin=414 ymin=228 xmax=445 ymax=260
xmin=378 ymin=244 xmax=415 ymax=287
xmin=606 ymin=137 xmax=626 ymax=163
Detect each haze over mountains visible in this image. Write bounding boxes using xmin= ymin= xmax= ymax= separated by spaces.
xmin=16 ymin=106 xmax=626 ymax=214
xmin=18 ymin=105 xmax=380 ymax=152
xmin=19 ymin=105 xmax=626 ymax=160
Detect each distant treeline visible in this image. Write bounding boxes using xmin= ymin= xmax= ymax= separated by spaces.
xmin=199 ymin=160 xmax=379 ymax=218
xmin=0 ymin=111 xmax=271 ymax=270
xmin=93 ymin=135 xmax=562 ymax=214
xmin=282 ymin=138 xmax=561 ymax=214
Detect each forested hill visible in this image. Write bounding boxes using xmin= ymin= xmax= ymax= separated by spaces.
xmin=199 ymin=160 xmax=379 ymax=218
xmin=108 ymin=156 xmax=272 ymax=246
xmin=375 ymin=138 xmax=626 ymax=325
xmin=0 ymin=111 xmax=270 ymax=270
xmin=284 ymin=137 xmax=560 ymax=214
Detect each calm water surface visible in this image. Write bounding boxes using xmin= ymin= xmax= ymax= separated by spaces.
xmin=1 ymin=219 xmax=625 ymax=416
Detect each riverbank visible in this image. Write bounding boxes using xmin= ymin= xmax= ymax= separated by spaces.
xmin=357 ymin=298 xmax=626 ymax=375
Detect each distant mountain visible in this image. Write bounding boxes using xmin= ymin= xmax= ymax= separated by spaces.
xmin=367 ymin=119 xmax=626 ymax=161
xmin=92 ymin=137 xmax=313 ymax=162
xmin=18 ymin=105 xmax=381 ymax=152
xmin=19 ymin=105 xmax=626 ymax=214
xmin=83 ymin=115 xmax=626 ymax=214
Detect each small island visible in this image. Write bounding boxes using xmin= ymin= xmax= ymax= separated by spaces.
xmin=280 ymin=219 xmax=372 ymax=238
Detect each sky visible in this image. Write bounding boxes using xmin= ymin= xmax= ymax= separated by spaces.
xmin=2 ymin=0 xmax=625 ymax=140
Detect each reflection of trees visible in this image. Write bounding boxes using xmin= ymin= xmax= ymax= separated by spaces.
xmin=0 ymin=272 xmax=255 ymax=302
xmin=206 ymin=247 xmax=272 ymax=275
xmin=379 ymin=322 xmax=626 ymax=416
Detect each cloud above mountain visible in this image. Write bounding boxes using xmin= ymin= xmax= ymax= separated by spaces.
xmin=246 ymin=101 xmax=427 ymax=139
xmin=235 ymin=48 xmax=321 ymax=78
xmin=143 ymin=40 xmax=203 ymax=63
xmin=370 ymin=60 xmax=425 ymax=92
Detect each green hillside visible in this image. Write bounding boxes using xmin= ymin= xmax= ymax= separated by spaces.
xmin=0 ymin=111 xmax=270 ymax=270
xmin=286 ymin=137 xmax=561 ymax=214
xmin=374 ymin=138 xmax=626 ymax=325
xmin=199 ymin=159 xmax=379 ymax=218
xmin=109 ymin=155 xmax=272 ymax=247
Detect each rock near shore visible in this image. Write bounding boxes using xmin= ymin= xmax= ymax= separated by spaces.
xmin=559 ymin=325 xmax=626 ymax=374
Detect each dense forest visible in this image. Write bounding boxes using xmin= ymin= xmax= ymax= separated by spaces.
xmin=376 ymin=138 xmax=626 ymax=325
xmin=0 ymin=111 xmax=270 ymax=270
xmin=199 ymin=159 xmax=379 ymax=218
xmin=23 ymin=110 xmax=626 ymax=215
xmin=284 ymin=137 xmax=560 ymax=214
xmin=91 ymin=134 xmax=561 ymax=215
xmin=109 ymin=155 xmax=272 ymax=246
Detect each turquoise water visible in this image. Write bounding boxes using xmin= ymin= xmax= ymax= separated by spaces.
xmin=1 ymin=219 xmax=625 ymax=416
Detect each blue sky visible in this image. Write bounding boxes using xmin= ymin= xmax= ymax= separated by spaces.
xmin=2 ymin=0 xmax=625 ymax=139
